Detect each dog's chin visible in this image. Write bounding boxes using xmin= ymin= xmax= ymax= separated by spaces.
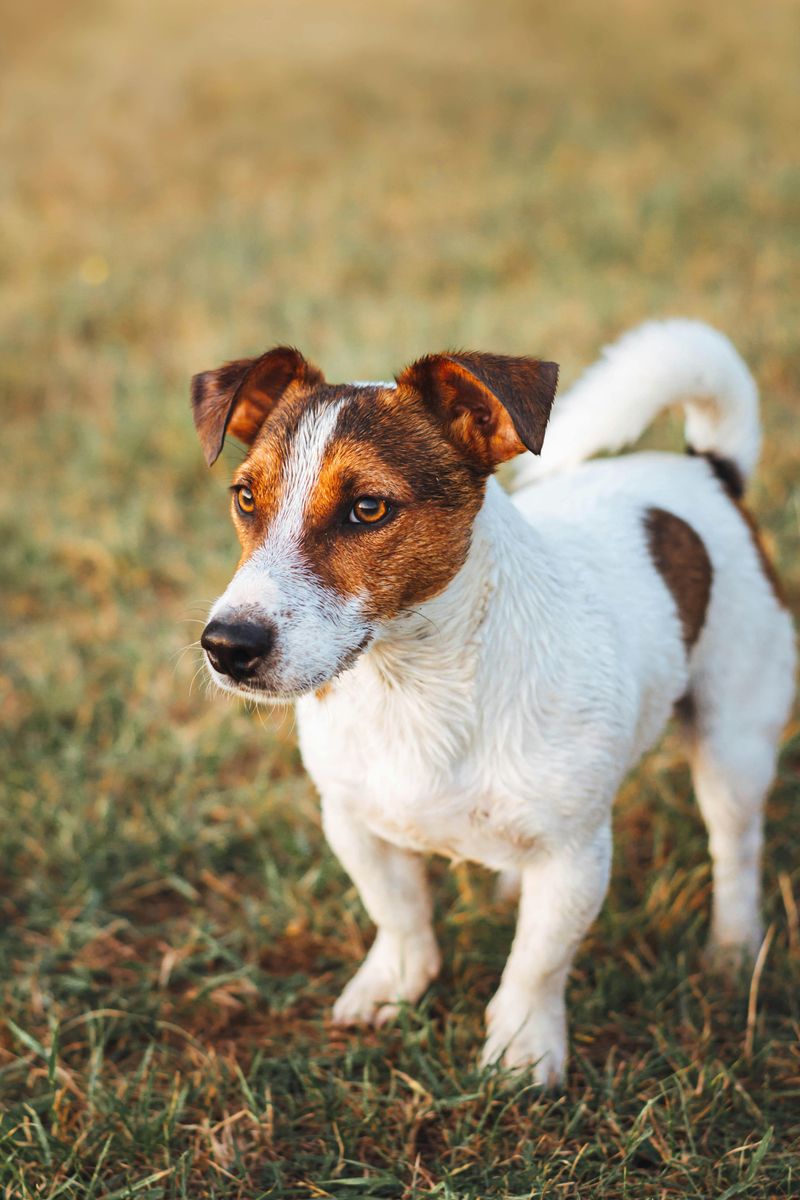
xmin=205 ymin=668 xmax=314 ymax=705
xmin=204 ymin=639 xmax=372 ymax=704
xmin=214 ymin=677 xmax=297 ymax=704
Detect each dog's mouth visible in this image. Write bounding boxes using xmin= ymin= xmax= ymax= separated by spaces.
xmin=204 ymin=633 xmax=373 ymax=703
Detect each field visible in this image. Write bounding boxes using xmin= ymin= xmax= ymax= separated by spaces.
xmin=1 ymin=0 xmax=799 ymax=1195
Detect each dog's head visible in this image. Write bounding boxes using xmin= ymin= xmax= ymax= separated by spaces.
xmin=193 ymin=345 xmax=558 ymax=700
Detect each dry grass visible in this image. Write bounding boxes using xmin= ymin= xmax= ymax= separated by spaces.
xmin=1 ymin=0 xmax=798 ymax=1195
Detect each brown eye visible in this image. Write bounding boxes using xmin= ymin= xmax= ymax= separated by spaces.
xmin=349 ymin=496 xmax=391 ymax=525
xmin=236 ymin=486 xmax=255 ymax=515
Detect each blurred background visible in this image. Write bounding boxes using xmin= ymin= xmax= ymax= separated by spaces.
xmin=1 ymin=1 xmax=798 ymax=1195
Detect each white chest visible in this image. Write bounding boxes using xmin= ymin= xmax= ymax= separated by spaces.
xmin=298 ymin=661 xmax=495 ymax=855
xmin=298 ymin=695 xmax=543 ymax=868
xmin=292 ymin=478 xmax=675 ymax=870
xmin=295 ymin=637 xmax=611 ymax=871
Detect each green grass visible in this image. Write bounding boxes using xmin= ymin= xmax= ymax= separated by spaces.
xmin=1 ymin=0 xmax=799 ymax=1194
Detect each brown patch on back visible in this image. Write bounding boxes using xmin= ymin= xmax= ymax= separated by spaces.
xmin=644 ymin=507 xmax=713 ymax=650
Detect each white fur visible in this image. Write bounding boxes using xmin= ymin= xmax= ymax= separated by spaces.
xmin=299 ymin=458 xmax=793 ymax=1085
xmin=208 ymin=397 xmax=374 ymax=698
xmin=206 ymin=322 xmax=795 ymax=1086
xmin=514 ymin=319 xmax=761 ymax=488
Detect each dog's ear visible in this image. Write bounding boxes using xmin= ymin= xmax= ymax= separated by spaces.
xmin=191 ymin=346 xmax=325 ymax=466
xmin=396 ymin=351 xmax=559 ymax=470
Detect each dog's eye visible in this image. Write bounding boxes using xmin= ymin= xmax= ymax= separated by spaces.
xmin=349 ymin=496 xmax=391 ymax=526
xmin=235 ymin=486 xmax=255 ymax=515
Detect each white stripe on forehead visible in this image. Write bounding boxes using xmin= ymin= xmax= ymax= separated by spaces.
xmin=272 ymin=384 xmax=395 ymax=541
xmin=274 ymin=396 xmax=349 ymax=544
xmin=212 ymin=392 xmax=369 ymax=636
xmin=214 ymin=397 xmax=350 ymax=615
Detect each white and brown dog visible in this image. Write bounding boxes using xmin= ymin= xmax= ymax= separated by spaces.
xmin=192 ymin=320 xmax=794 ymax=1086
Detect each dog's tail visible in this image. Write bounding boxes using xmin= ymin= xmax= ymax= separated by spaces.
xmin=513 ymin=319 xmax=760 ymax=498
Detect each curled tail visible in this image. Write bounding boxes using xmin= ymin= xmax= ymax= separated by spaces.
xmin=514 ymin=319 xmax=760 ymax=498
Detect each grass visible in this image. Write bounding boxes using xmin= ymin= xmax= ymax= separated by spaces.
xmin=1 ymin=0 xmax=799 ymax=1194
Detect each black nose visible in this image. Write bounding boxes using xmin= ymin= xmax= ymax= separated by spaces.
xmin=201 ymin=619 xmax=275 ymax=682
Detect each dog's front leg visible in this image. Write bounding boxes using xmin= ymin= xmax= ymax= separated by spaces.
xmin=321 ymin=796 xmax=441 ymax=1027
xmin=481 ymin=828 xmax=612 ymax=1087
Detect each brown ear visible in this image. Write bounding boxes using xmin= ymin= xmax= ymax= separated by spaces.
xmin=190 ymin=346 xmax=325 ymax=466
xmin=396 ymin=351 xmax=559 ymax=470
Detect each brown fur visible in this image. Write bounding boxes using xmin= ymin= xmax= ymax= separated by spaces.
xmin=690 ymin=451 xmax=791 ymax=609
xmin=644 ymin=507 xmax=713 ymax=649
xmin=397 ymin=352 xmax=559 ymax=470
xmin=733 ymin=501 xmax=787 ymax=607
xmin=193 ymin=344 xmax=560 ymax=622
xmin=688 ymin=450 xmax=787 ymax=608
xmin=686 ymin=446 xmax=745 ymax=501
xmin=674 ymin=691 xmax=696 ymax=725
xmin=231 ymin=383 xmax=486 ymax=618
xmin=191 ymin=347 xmax=324 ymax=466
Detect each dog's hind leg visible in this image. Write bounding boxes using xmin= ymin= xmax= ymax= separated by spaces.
xmin=681 ymin=607 xmax=794 ymax=964
xmin=481 ymin=825 xmax=612 ymax=1087
xmin=321 ymin=796 xmax=441 ymax=1027
xmin=683 ymin=707 xmax=782 ymax=964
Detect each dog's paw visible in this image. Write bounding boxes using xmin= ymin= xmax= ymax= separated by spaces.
xmin=331 ymin=928 xmax=441 ymax=1028
xmin=480 ymin=987 xmax=567 ymax=1089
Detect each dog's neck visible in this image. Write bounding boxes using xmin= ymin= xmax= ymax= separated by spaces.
xmin=346 ymin=478 xmax=545 ymax=692
xmin=315 ymin=477 xmax=557 ymax=775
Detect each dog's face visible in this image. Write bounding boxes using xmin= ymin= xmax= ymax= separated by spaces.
xmin=193 ymin=346 xmax=558 ymax=700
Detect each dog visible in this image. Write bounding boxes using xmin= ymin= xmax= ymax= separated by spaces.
xmin=192 ymin=320 xmax=794 ymax=1086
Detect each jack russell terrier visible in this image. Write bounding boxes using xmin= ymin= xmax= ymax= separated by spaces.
xmin=192 ymin=320 xmax=794 ymax=1086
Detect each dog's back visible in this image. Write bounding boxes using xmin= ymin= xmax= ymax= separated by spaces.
xmin=516 ymin=445 xmax=793 ymax=756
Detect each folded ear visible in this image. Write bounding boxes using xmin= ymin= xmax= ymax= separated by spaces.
xmin=397 ymin=351 xmax=559 ymax=470
xmin=191 ymin=346 xmax=325 ymax=466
